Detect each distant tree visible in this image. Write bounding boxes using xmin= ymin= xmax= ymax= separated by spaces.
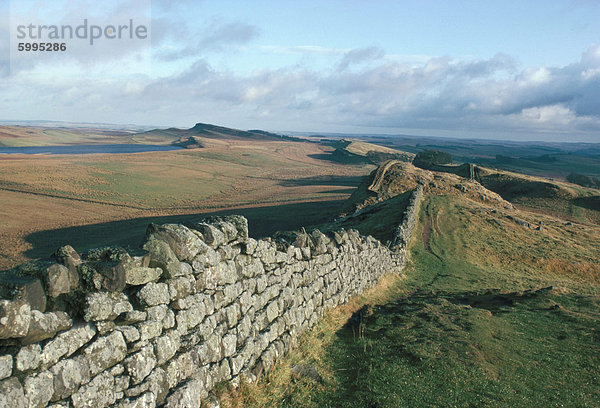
xmin=529 ymin=154 xmax=557 ymax=163
xmin=366 ymin=151 xmax=412 ymax=164
xmin=495 ymin=154 xmax=514 ymax=164
xmin=413 ymin=149 xmax=452 ymax=169
xmin=567 ymin=173 xmax=599 ymax=188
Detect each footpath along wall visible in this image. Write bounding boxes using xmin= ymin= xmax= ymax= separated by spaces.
xmin=0 ymin=187 xmax=423 ymax=408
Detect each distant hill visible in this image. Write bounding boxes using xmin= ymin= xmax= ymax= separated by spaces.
xmin=334 ymin=133 xmax=600 ymax=181
xmin=327 ymin=139 xmax=414 ymax=165
xmin=130 ymin=128 xmax=188 ymax=145
xmin=132 ymin=123 xmax=300 ymax=148
xmin=0 ymin=122 xmax=299 ymax=147
xmin=189 ymin=123 xmax=298 ymax=141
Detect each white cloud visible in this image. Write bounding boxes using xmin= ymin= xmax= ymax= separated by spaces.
xmin=0 ymin=1 xmax=10 ymax=77
xmin=520 ymin=104 xmax=576 ymax=125
xmin=523 ymin=67 xmax=552 ymax=84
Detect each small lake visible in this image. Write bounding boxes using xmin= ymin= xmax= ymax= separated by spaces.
xmin=0 ymin=144 xmax=182 ymax=155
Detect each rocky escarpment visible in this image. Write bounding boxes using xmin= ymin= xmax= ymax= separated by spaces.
xmin=0 ymin=208 xmax=422 ymax=407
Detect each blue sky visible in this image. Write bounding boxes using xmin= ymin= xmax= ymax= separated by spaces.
xmin=1 ymin=0 xmax=600 ymax=141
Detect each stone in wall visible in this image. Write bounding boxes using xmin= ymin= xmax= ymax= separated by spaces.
xmin=0 ymin=207 xmax=416 ymax=407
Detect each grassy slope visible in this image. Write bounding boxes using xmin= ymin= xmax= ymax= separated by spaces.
xmin=475 ymin=168 xmax=600 ymax=226
xmin=328 ymin=140 xmax=415 ymax=165
xmin=416 ymin=162 xmax=600 ymax=226
xmin=130 ymin=128 xmax=185 ymax=145
xmin=317 ymin=191 xmax=413 ymax=243
xmin=343 ymin=140 xmax=412 ymax=157
xmin=223 ymin=193 xmax=600 ymax=407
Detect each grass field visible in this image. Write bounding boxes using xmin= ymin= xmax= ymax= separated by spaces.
xmin=0 ymin=126 xmax=139 ymax=147
xmin=0 ymin=136 xmax=372 ymax=270
xmin=475 ymin=153 xmax=600 ymax=180
xmin=223 ymin=193 xmax=600 ymax=407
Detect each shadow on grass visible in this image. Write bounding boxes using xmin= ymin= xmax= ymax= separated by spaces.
xmin=307 ymin=153 xmax=338 ymax=162
xmin=22 ymin=200 xmax=345 ymax=263
xmin=278 ymin=175 xmax=365 ymax=187
xmin=572 ymin=196 xmax=600 ymax=211
xmin=315 ymin=188 xmax=357 ymax=195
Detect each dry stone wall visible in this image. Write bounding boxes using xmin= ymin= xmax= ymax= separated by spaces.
xmin=0 ymin=187 xmax=423 ymax=408
xmin=391 ymin=183 xmax=424 ymax=266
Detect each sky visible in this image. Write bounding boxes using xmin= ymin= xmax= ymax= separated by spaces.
xmin=1 ymin=0 xmax=599 ymax=141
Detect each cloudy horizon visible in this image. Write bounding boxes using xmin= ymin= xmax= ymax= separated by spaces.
xmin=1 ymin=0 xmax=599 ymax=142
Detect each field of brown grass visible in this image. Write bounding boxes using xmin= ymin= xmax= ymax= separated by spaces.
xmin=0 ymin=125 xmax=139 ymax=146
xmin=0 ymin=132 xmax=372 ymax=269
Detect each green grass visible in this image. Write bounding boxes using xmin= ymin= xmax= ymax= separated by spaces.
xmin=479 ymin=174 xmax=600 ymax=225
xmin=228 ymin=194 xmax=600 ymax=407
xmin=317 ymin=190 xmax=413 ymax=243
xmin=308 ymin=200 xmax=600 ymax=407
xmin=76 ymin=158 xmax=230 ymax=206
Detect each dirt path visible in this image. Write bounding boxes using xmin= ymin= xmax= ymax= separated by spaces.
xmin=432 ymin=210 xmax=441 ymax=235
xmin=422 ymin=209 xmax=433 ymax=253
xmin=422 ymin=203 xmax=444 ymax=262
xmin=367 ymin=160 xmax=401 ymax=192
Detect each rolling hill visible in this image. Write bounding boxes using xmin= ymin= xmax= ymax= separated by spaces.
xmin=0 ymin=122 xmax=296 ymax=148
xmin=324 ymin=139 xmax=415 ymax=165
xmin=132 ymin=123 xmax=297 ymax=147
